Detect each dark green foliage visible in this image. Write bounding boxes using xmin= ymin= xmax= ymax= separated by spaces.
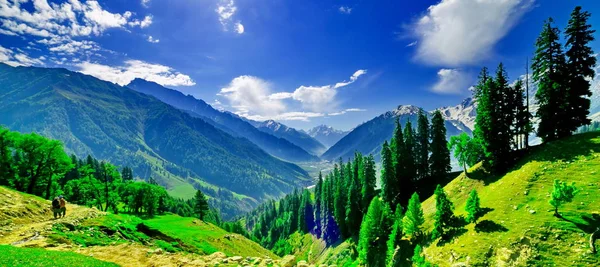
xmin=533 ymin=18 xmax=570 ymax=142
xmin=381 ymin=141 xmax=397 ymax=206
xmin=403 ymin=121 xmax=417 ymax=181
xmin=299 ymin=189 xmax=315 ymax=233
xmin=314 ymin=172 xmax=324 ymax=238
xmin=121 ymin=166 xmax=134 ymax=181
xmin=564 ymin=6 xmax=596 ymax=135
xmin=362 ymin=155 xmax=377 ymax=212
xmin=402 ymin=192 xmax=424 ymax=238
xmin=416 ymin=110 xmax=430 ymax=180
xmin=194 ymin=190 xmax=210 ymax=220
xmin=431 ymin=185 xmax=454 ymax=240
xmin=358 ymin=197 xmax=393 ymax=267
xmin=513 ymin=80 xmax=533 ymax=150
xmin=386 ymin=206 xmax=404 ymax=267
xmin=429 ymin=110 xmax=451 ymax=179
xmin=346 ymin=167 xmax=362 ymax=237
xmin=465 ymin=189 xmax=482 ymax=224
xmin=549 ymin=180 xmax=578 ymax=217
xmin=411 ymin=245 xmax=433 ymax=267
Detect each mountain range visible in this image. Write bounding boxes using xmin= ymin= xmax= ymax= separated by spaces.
xmin=0 ymin=63 xmax=312 ymax=218
xmin=250 ymin=120 xmax=327 ymax=156
xmin=306 ymin=125 xmax=349 ymax=148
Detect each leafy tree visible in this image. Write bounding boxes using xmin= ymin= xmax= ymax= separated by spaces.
xmin=380 ymin=141 xmax=397 ymax=206
xmin=533 ymin=18 xmax=569 ymax=142
xmin=386 ymin=206 xmax=404 ymax=267
xmin=403 ymin=192 xmax=424 ymax=238
xmin=448 ymin=133 xmax=483 ymax=177
xmin=431 ymin=185 xmax=454 ymax=240
xmin=429 ymin=110 xmax=451 ymax=179
xmin=416 ymin=109 xmax=430 ymax=180
xmin=565 ymin=6 xmax=596 ymax=135
xmin=358 ymin=197 xmax=392 ymax=267
xmin=465 ymin=189 xmax=482 ymax=224
xmin=194 ymin=189 xmax=210 ymax=220
xmin=0 ymin=127 xmax=16 ymax=186
xmin=549 ymin=180 xmax=578 ymax=217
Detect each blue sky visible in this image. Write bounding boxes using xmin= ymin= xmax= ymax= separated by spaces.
xmin=0 ymin=0 xmax=598 ymax=131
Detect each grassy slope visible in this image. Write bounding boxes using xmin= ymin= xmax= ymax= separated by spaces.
xmin=421 ymin=132 xmax=600 ymax=266
xmin=0 ymin=245 xmax=118 ymax=267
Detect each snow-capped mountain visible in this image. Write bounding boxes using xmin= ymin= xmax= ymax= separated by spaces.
xmin=307 ymin=125 xmax=349 ymax=148
xmin=252 ymin=120 xmax=327 ymax=156
xmin=437 ymin=98 xmax=477 ymax=132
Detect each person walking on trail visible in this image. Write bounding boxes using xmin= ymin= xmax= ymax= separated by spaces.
xmin=52 ymin=197 xmax=61 ymax=219
xmin=59 ymin=196 xmax=67 ymax=218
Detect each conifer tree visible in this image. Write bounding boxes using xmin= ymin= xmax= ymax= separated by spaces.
xmin=465 ymin=189 xmax=482 ymax=224
xmin=403 ymin=192 xmax=424 ymax=238
xmin=416 ymin=109 xmax=430 ymax=180
xmin=390 ymin=118 xmax=412 ymax=207
xmin=403 ymin=120 xmax=417 ymax=180
xmin=380 ymin=141 xmax=397 ymax=206
xmin=386 ymin=206 xmax=404 ymax=267
xmin=361 ymin=155 xmax=377 ymax=212
xmin=533 ymin=18 xmax=569 ymax=142
xmin=358 ymin=198 xmax=392 ymax=267
xmin=431 ymin=185 xmax=454 ymax=240
xmin=429 ymin=110 xmax=451 ymax=179
xmin=474 ymin=67 xmax=493 ymax=162
xmin=194 ymin=189 xmax=209 ymax=220
xmin=565 ymin=6 xmax=596 ymax=134
xmin=299 ymin=189 xmax=314 ymax=233
xmin=513 ymin=80 xmax=532 ymax=150
xmin=411 ymin=245 xmax=432 ymax=267
xmin=334 ymin=162 xmax=348 ymax=238
xmin=315 ymin=172 xmax=323 ymax=237
xmin=346 ymin=171 xmax=362 ymax=236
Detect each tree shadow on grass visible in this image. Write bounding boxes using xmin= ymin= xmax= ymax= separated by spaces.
xmin=474 ymin=220 xmax=509 ymax=233
xmin=479 ymin=207 xmax=494 ymax=217
xmin=436 ymin=227 xmax=468 ymax=247
xmin=561 ymin=213 xmax=600 ymax=234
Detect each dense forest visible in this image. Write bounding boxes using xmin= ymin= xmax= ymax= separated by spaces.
xmin=244 ymin=6 xmax=597 ymax=267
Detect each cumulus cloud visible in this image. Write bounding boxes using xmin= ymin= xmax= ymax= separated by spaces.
xmin=47 ymin=39 xmax=101 ymax=54
xmin=218 ymin=75 xmax=286 ymax=117
xmin=0 ymin=45 xmax=45 ymax=67
xmin=412 ymin=0 xmax=533 ymax=66
xmin=0 ymin=0 xmax=154 ymax=54
xmin=216 ymin=0 xmax=244 ymax=34
xmin=147 ymin=35 xmax=160 ymax=43
xmin=431 ymin=68 xmax=472 ymax=94
xmin=141 ymin=0 xmax=151 ymax=8
xmin=339 ymin=6 xmax=352 ymax=14
xmin=76 ymin=60 xmax=196 ymax=87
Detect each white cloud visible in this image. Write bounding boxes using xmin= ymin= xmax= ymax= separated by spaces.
xmin=334 ymin=69 xmax=367 ymax=88
xmin=76 ymin=60 xmax=196 ymax=87
xmin=412 ymin=0 xmax=533 ymax=66
xmin=339 ymin=6 xmax=352 ymax=14
xmin=47 ymin=39 xmax=100 ymax=54
xmin=147 ymin=35 xmax=160 ymax=43
xmin=406 ymin=41 xmax=417 ymax=47
xmin=328 ymin=108 xmax=366 ymax=116
xmin=218 ymin=75 xmax=286 ymax=117
xmin=141 ymin=0 xmax=151 ymax=8
xmin=235 ymin=22 xmax=244 ymax=34
xmin=216 ymin=0 xmax=243 ymax=34
xmin=432 ymin=68 xmax=472 ymax=94
xmin=0 ymin=45 xmax=45 ymax=67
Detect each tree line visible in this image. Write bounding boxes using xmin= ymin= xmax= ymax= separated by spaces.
xmin=0 ymin=126 xmax=215 ymax=221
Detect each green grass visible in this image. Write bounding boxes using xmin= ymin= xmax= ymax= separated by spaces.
xmin=168 ymin=183 xmax=197 ymax=200
xmin=143 ymin=215 xmax=277 ymax=258
xmin=420 ymin=132 xmax=600 ymax=266
xmin=0 ymin=245 xmax=118 ymax=267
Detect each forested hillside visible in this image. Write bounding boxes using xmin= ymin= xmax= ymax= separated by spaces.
xmin=0 ymin=64 xmax=311 ymax=217
xmin=127 ymin=78 xmax=319 ymax=162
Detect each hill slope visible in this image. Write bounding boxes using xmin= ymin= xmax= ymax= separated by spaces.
xmin=0 ymin=64 xmax=311 ymax=215
xmin=419 ymin=132 xmax=600 ymax=266
xmin=127 ymin=78 xmax=319 ymax=162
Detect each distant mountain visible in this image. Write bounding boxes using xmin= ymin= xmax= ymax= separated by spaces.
xmin=437 ymin=98 xmax=476 ymax=132
xmin=251 ymin=120 xmax=327 ymax=156
xmin=126 ymin=78 xmax=319 ymax=163
xmin=321 ymin=105 xmax=470 ymax=162
xmin=0 ymin=64 xmax=312 ymax=217
xmin=307 ymin=125 xmax=349 ymax=148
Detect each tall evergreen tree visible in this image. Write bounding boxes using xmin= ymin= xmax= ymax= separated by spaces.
xmin=565 ymin=6 xmax=596 ymax=134
xmin=346 ymin=170 xmax=362 ymax=236
xmin=513 ymin=80 xmax=532 ymax=150
xmin=465 ymin=189 xmax=482 ymax=224
xmin=429 ymin=110 xmax=451 ymax=179
xmin=390 ymin=118 xmax=412 ymax=207
xmin=380 ymin=141 xmax=397 ymax=206
xmin=358 ymin=198 xmax=393 ymax=267
xmin=194 ymin=189 xmax=209 ymax=220
xmin=431 ymin=185 xmax=454 ymax=240
xmin=315 ymin=172 xmax=323 ymax=237
xmin=403 ymin=120 xmax=417 ymax=181
xmin=474 ymin=67 xmax=494 ymax=163
xmin=403 ymin=192 xmax=424 ymax=238
xmin=361 ymin=155 xmax=377 ymax=213
xmin=416 ymin=109 xmax=430 ymax=180
xmin=299 ymin=189 xmax=314 ymax=233
xmin=533 ymin=18 xmax=569 ymax=142
xmin=386 ymin=206 xmax=404 ymax=267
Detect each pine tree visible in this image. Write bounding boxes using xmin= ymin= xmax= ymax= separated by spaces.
xmin=565 ymin=6 xmax=596 ymax=134
xmin=465 ymin=189 xmax=482 ymax=224
xmin=513 ymin=80 xmax=532 ymax=150
xmin=429 ymin=110 xmax=451 ymax=179
xmin=431 ymin=185 xmax=454 ymax=240
xmin=389 ymin=118 xmax=406 ymax=207
xmin=416 ymin=109 xmax=430 ymax=180
xmin=386 ymin=206 xmax=404 ymax=267
xmin=533 ymin=18 xmax=569 ymax=142
xmin=299 ymin=189 xmax=314 ymax=233
xmin=358 ymin=197 xmax=393 ymax=267
xmin=403 ymin=120 xmax=417 ymax=180
xmin=194 ymin=189 xmax=209 ymax=220
xmin=474 ymin=67 xmax=494 ymax=163
xmin=346 ymin=170 xmax=362 ymax=236
xmin=380 ymin=141 xmax=397 ymax=206
xmin=315 ymin=172 xmax=323 ymax=237
xmin=334 ymin=162 xmax=348 ymax=238
xmin=361 ymin=155 xmax=377 ymax=213
xmin=402 ymin=192 xmax=424 ymax=238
